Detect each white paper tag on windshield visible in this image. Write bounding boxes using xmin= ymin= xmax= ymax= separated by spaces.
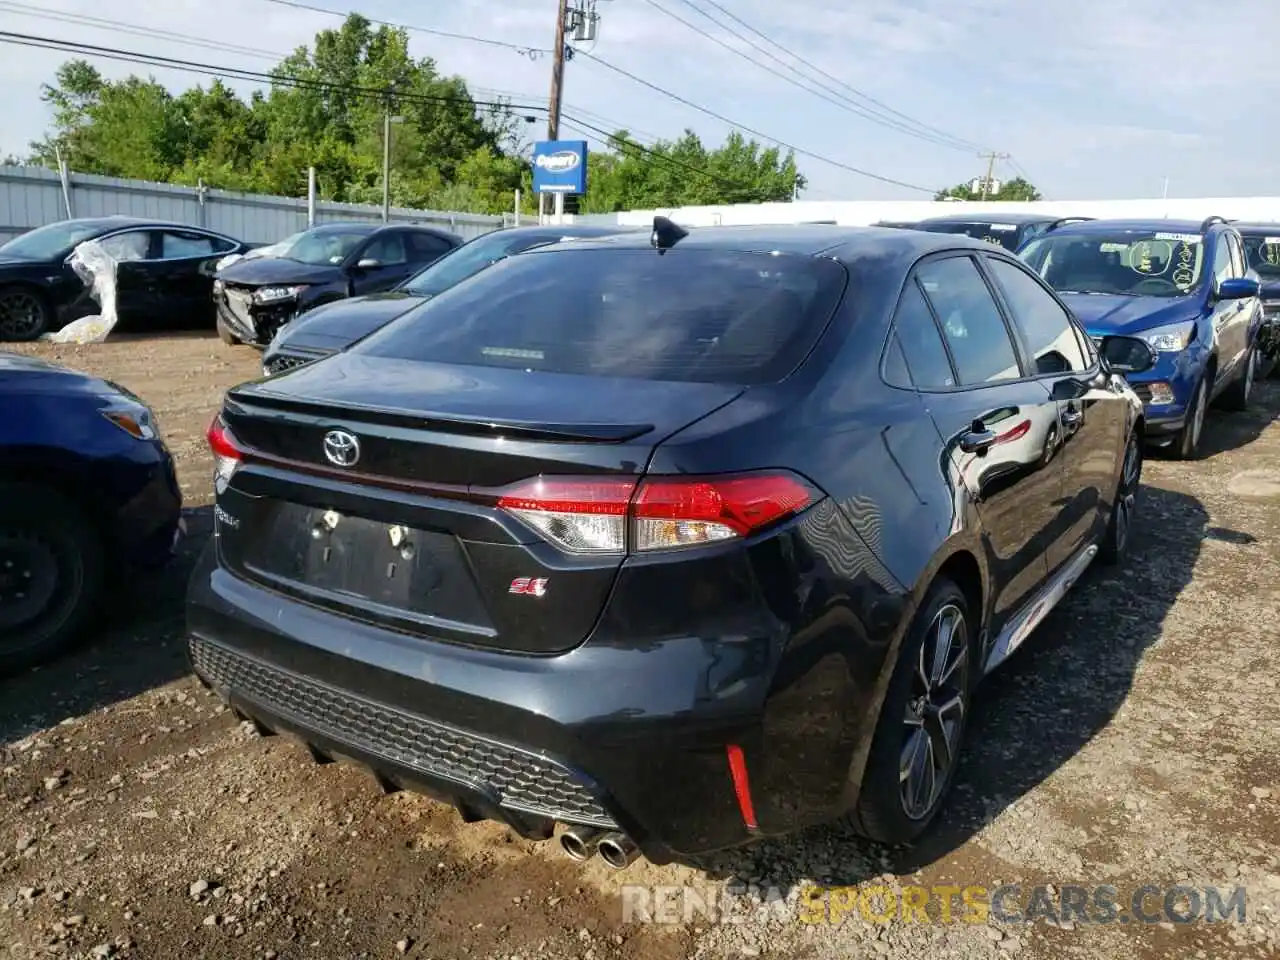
xmin=1154 ymin=232 xmax=1200 ymax=243
xmin=1264 ymin=237 xmax=1280 ymax=245
xmin=989 ymin=223 xmax=1017 ymax=232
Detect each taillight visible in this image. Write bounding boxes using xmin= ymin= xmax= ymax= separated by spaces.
xmin=207 ymin=413 xmax=242 ymax=491
xmin=495 ymin=471 xmax=819 ymax=555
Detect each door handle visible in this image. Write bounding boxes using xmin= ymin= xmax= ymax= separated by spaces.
xmin=959 ymin=428 xmax=996 ymax=454
xmin=1061 ymin=406 xmax=1083 ymax=427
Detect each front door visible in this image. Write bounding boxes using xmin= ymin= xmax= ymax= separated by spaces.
xmin=348 ymin=232 xmax=414 ymax=295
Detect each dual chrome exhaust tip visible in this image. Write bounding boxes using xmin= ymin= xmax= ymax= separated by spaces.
xmin=559 ymin=827 xmax=641 ymax=869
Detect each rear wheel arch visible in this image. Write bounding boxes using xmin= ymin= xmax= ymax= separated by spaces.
xmin=935 ymin=550 xmax=984 ymax=638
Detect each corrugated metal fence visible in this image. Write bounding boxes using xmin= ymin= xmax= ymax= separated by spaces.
xmin=0 ymin=164 xmax=508 ymax=244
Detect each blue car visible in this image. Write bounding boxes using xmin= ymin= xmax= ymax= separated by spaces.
xmin=1019 ymin=217 xmax=1262 ymax=459
xmin=1227 ymin=221 xmax=1280 ymax=376
xmin=1 ymin=352 xmax=183 ymax=673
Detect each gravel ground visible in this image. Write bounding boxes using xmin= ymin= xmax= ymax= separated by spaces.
xmin=2 ymin=332 xmax=1278 ymax=960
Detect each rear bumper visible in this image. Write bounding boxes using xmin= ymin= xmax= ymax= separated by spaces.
xmin=185 ymin=505 xmax=894 ymax=861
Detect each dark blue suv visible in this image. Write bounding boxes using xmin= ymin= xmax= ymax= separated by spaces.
xmin=1 ymin=352 xmax=183 ymax=673
xmin=1019 ymin=217 xmax=1262 ymax=458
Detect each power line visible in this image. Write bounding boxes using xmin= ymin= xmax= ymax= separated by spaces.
xmin=252 ymin=0 xmax=550 ymax=59
xmin=576 ymin=51 xmax=934 ymax=194
xmin=0 ymin=29 xmax=749 ymax=194
xmin=685 ymin=0 xmax=989 ymax=154
xmin=642 ymin=0 xmax=974 ymax=152
xmin=0 ymin=31 xmax=548 ymax=115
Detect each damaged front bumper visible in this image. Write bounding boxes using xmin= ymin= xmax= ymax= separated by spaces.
xmin=215 ymin=286 xmax=299 ymax=347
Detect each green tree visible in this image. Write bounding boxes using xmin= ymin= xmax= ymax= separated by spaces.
xmin=935 ymin=176 xmax=1042 ymax=202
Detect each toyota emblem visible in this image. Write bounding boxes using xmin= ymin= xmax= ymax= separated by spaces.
xmin=322 ymin=429 xmax=361 ymax=467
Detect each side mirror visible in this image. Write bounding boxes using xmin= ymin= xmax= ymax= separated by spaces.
xmin=356 ymin=258 xmax=382 ymax=270
xmin=1216 ymin=276 xmax=1259 ymax=300
xmin=1050 ymin=377 xmax=1087 ymax=402
xmin=1100 ymin=335 xmax=1157 ymax=374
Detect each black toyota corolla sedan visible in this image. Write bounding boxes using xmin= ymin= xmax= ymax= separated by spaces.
xmin=0 ymin=217 xmax=254 ymax=340
xmin=260 ymin=223 xmax=638 ymax=376
xmin=187 ymin=220 xmax=1154 ymax=868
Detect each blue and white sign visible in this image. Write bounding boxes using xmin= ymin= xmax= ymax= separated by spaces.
xmin=532 ymin=140 xmax=588 ymax=194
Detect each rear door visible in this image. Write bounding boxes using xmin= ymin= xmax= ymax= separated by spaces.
xmin=212 ymin=243 xmax=848 ymax=655
xmin=405 ymin=230 xmax=458 ymax=270
xmin=982 ymin=254 xmax=1124 ymax=574
xmin=905 ymin=253 xmax=1059 ymax=635
xmin=154 ymin=229 xmax=240 ymax=325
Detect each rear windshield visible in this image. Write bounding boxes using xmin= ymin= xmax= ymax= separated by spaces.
xmin=916 ymin=221 xmax=1028 ymax=250
xmin=357 ymin=247 xmax=848 ymax=384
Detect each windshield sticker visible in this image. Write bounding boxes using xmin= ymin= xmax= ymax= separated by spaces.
xmin=1099 ymin=242 xmax=1128 ymax=252
xmin=1264 ymin=237 xmax=1280 ymax=245
xmin=989 ymin=224 xmax=1017 ymax=232
xmin=982 ymin=236 xmax=1004 ymax=245
xmin=1154 ymin=232 xmax=1200 ymax=243
xmin=1130 ymin=239 xmax=1172 ymax=276
xmin=1261 ymin=241 xmax=1280 ymax=266
xmin=482 ymin=346 xmax=543 ymax=361
xmin=1172 ymin=242 xmax=1197 ymax=290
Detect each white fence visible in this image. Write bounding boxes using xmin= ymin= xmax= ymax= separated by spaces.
xmin=0 ymin=164 xmax=507 ymax=245
xmin=574 ymin=197 xmax=1280 ymax=229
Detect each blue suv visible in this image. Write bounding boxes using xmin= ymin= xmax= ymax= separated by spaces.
xmin=1018 ymin=217 xmax=1262 ymax=458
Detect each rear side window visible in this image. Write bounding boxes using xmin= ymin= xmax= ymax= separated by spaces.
xmin=887 ymin=280 xmax=955 ymax=389
xmin=408 ymin=232 xmax=456 ymax=259
xmin=359 ymin=248 xmax=849 ymax=385
xmin=916 ymin=256 xmax=1022 ymax=385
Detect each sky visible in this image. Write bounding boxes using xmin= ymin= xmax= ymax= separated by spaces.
xmin=0 ymin=0 xmax=1276 ymax=202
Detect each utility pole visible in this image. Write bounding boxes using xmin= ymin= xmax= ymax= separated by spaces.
xmin=977 ymin=151 xmax=1009 ymax=201
xmin=382 ymin=88 xmax=393 ymax=223
xmin=542 ymin=0 xmax=570 ymax=222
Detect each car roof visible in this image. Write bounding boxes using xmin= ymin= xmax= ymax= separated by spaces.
xmin=307 ymin=222 xmax=382 ymax=235
xmin=1228 ymin=221 xmax=1280 ymax=235
xmin=1042 ymin=218 xmax=1219 ymax=236
xmin=47 ymin=216 xmax=219 ymax=233
xmin=542 ymin=223 xmax=999 ymax=262
xmin=487 ymin=224 xmax=642 ymax=239
xmin=916 ymin=212 xmax=1060 ymax=226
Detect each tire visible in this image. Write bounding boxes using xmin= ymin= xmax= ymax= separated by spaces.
xmin=1099 ymin=430 xmax=1142 ymax=565
xmin=0 ymin=482 xmax=104 ymax=676
xmin=1219 ymin=347 xmax=1256 ymax=412
xmin=848 ymin=577 xmax=974 ymax=844
xmin=0 ymin=285 xmax=53 ymax=341
xmin=216 ymin=316 xmax=241 ymax=346
xmin=1172 ymin=376 xmax=1208 ymax=461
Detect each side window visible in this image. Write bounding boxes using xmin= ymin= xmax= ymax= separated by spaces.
xmin=1212 ymin=236 xmax=1232 ymax=288
xmin=98 ymin=231 xmax=152 ymax=262
xmin=408 ymin=232 xmax=454 ymax=260
xmin=363 ymin=233 xmax=408 ymax=265
xmin=986 ymin=257 xmax=1090 ymax=374
xmin=160 ymin=231 xmax=219 ymax=259
xmin=887 ymin=279 xmax=956 ymax=389
xmin=916 ymin=256 xmax=1022 ymax=385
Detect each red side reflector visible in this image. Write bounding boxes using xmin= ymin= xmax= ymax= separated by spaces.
xmin=725 ymin=744 xmax=759 ymax=830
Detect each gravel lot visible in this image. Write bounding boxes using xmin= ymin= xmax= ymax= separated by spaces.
xmin=2 ymin=332 xmax=1278 ymax=960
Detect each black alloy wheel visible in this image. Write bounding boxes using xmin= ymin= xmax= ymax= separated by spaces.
xmin=850 ymin=577 xmax=974 ymax=844
xmin=0 ymin=287 xmax=51 ymax=341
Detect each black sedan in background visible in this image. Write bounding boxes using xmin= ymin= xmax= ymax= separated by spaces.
xmin=214 ymin=223 xmax=463 ymax=348
xmin=910 ymin=213 xmax=1094 ymax=251
xmin=189 ymin=221 xmax=1154 ymax=868
xmin=2 ymin=352 xmax=183 ymax=674
xmin=0 ymin=217 xmax=254 ymax=340
xmin=261 ymin=223 xmax=637 ymax=376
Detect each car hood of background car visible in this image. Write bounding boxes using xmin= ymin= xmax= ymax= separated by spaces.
xmin=272 ymin=292 xmax=428 ymax=350
xmin=0 ymin=352 xmax=116 ymax=396
xmin=1060 ymin=293 xmax=1202 ymax=336
xmin=218 ymin=256 xmax=344 ymax=286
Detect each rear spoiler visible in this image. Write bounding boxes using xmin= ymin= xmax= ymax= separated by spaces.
xmin=227 ymin=391 xmax=657 ymax=444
